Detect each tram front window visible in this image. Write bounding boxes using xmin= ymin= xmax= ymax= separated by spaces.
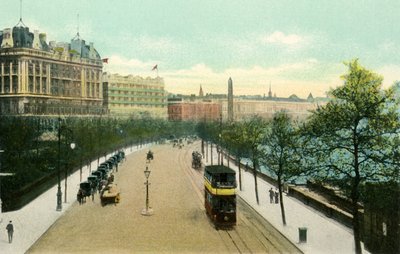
xmin=217 ymin=173 xmax=236 ymax=187
xmin=218 ymin=198 xmax=236 ymax=212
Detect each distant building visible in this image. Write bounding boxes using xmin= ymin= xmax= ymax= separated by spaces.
xmin=102 ymin=73 xmax=167 ymax=118
xmin=221 ymin=98 xmax=320 ymax=121
xmin=268 ymin=82 xmax=272 ymax=98
xmin=199 ymin=85 xmax=204 ymax=97
xmin=307 ymin=92 xmax=314 ymax=102
xmin=0 ymin=21 xmax=105 ymax=115
xmin=168 ymin=98 xmax=220 ymax=121
xmin=227 ymin=77 xmax=233 ymax=122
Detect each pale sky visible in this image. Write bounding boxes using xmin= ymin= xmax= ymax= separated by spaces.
xmin=1 ymin=0 xmax=399 ymax=98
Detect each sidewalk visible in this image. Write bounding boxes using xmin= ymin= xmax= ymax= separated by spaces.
xmin=0 ymin=144 xmax=151 ymax=254
xmin=203 ymin=147 xmax=369 ymax=254
xmin=0 ymin=141 xmax=370 ymax=254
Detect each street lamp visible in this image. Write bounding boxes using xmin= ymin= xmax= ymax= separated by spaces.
xmin=141 ymin=166 xmax=153 ymax=216
xmin=56 ymin=117 xmax=75 ymax=211
xmin=64 ymin=142 xmax=76 ymax=203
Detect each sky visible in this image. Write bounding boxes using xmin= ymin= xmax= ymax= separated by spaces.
xmin=1 ymin=0 xmax=399 ymax=98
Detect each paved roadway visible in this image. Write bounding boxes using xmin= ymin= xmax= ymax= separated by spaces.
xmin=27 ymin=142 xmax=300 ymax=253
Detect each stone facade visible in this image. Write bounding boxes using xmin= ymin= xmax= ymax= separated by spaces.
xmin=102 ymin=73 xmax=167 ymax=118
xmin=221 ymin=98 xmax=321 ymax=121
xmin=0 ymin=24 xmax=105 ymax=115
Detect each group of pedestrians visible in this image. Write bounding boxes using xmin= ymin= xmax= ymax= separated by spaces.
xmin=268 ymin=187 xmax=280 ymax=204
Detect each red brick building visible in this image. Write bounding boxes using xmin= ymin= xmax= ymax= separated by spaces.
xmin=168 ymin=100 xmax=221 ymax=121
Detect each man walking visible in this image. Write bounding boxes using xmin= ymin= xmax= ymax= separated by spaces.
xmin=268 ymin=187 xmax=274 ymax=203
xmin=6 ymin=220 xmax=13 ymax=243
xmin=275 ymin=189 xmax=279 ymax=204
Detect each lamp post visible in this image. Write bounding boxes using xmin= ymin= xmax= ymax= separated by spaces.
xmin=56 ymin=117 xmax=74 ymax=211
xmin=141 ymin=166 xmax=153 ymax=216
xmin=64 ymin=142 xmax=75 ymax=203
xmin=56 ymin=118 xmax=62 ymax=211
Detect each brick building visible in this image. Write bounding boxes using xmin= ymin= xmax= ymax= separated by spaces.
xmin=168 ymin=99 xmax=221 ymax=121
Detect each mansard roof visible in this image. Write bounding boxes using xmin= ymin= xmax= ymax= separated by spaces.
xmin=0 ymin=22 xmax=101 ymax=61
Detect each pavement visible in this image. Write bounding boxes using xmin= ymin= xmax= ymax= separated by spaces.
xmin=0 ymin=143 xmax=151 ymax=254
xmin=0 ymin=141 xmax=370 ymax=254
xmin=203 ymin=145 xmax=370 ymax=254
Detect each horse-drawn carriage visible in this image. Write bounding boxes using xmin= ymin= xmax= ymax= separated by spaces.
xmin=100 ymin=183 xmax=121 ymax=206
xmin=77 ymin=181 xmax=92 ymax=204
xmin=192 ymin=151 xmax=202 ymax=169
xmin=147 ymin=150 xmax=154 ymax=161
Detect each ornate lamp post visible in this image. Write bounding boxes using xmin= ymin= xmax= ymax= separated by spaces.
xmin=64 ymin=142 xmax=75 ymax=203
xmin=141 ymin=166 xmax=153 ymax=216
xmin=56 ymin=117 xmax=75 ymax=211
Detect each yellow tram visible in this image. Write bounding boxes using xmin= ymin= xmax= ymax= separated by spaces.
xmin=204 ymin=165 xmax=237 ymax=228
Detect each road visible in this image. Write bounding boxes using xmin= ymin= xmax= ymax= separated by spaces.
xmin=27 ymin=141 xmax=301 ymax=253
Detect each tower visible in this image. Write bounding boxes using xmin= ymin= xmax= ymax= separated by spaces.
xmin=268 ymin=82 xmax=272 ymax=98
xmin=228 ymin=77 xmax=233 ymax=122
xmin=199 ymin=85 xmax=204 ymax=97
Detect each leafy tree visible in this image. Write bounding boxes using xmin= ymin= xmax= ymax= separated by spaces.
xmin=196 ymin=120 xmax=219 ymax=164
xmin=302 ymin=60 xmax=400 ymax=254
xmin=242 ymin=116 xmax=267 ymax=205
xmin=221 ymin=121 xmax=249 ymax=191
xmin=260 ymin=111 xmax=303 ymax=225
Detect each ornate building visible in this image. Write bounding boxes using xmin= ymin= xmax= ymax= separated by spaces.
xmin=0 ymin=22 xmax=105 ymax=115
xmin=102 ymin=73 xmax=167 ymax=118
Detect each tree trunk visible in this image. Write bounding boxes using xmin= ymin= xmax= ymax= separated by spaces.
xmin=201 ymin=139 xmax=204 ymax=157
xmin=238 ymin=156 xmax=242 ymax=191
xmin=278 ymin=175 xmax=287 ymax=225
xmin=351 ymin=178 xmax=362 ymax=254
xmin=64 ymin=166 xmax=68 ymax=203
xmin=352 ymin=131 xmax=362 ymax=254
xmin=206 ymin=141 xmax=208 ymax=163
xmin=210 ymin=143 xmax=213 ymax=165
xmin=253 ymin=159 xmax=259 ymax=205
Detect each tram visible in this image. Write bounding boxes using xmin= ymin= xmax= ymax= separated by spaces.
xmin=204 ymin=165 xmax=237 ymax=228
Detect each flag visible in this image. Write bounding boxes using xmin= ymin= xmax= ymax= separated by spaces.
xmin=102 ymin=58 xmax=109 ymax=64
xmin=152 ymin=64 xmax=158 ymax=71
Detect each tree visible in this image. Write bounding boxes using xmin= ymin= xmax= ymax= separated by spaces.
xmin=260 ymin=111 xmax=303 ymax=225
xmin=222 ymin=121 xmax=249 ymax=191
xmin=302 ymin=60 xmax=400 ymax=254
xmin=242 ymin=116 xmax=267 ymax=205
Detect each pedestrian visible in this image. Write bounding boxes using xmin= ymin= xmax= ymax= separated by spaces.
xmin=91 ymin=190 xmax=95 ymax=202
xmin=275 ymin=189 xmax=279 ymax=204
xmin=268 ymin=187 xmax=274 ymax=203
xmin=77 ymin=190 xmax=82 ymax=205
xmin=6 ymin=220 xmax=13 ymax=243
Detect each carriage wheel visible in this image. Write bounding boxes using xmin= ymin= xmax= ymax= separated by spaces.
xmin=115 ymin=195 xmax=120 ymax=203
